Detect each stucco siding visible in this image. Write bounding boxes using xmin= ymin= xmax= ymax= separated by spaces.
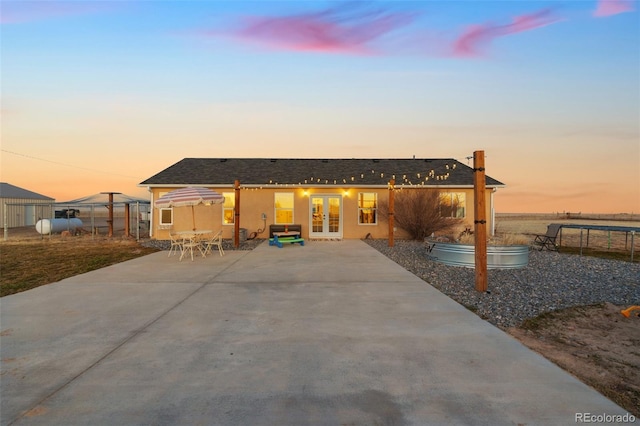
xmin=150 ymin=186 xmax=495 ymax=241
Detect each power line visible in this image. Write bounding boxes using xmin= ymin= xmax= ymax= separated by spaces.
xmin=1 ymin=149 xmax=140 ymax=179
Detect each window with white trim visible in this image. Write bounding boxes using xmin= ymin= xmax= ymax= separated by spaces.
xmin=439 ymin=192 xmax=466 ymax=218
xmin=159 ymin=208 xmax=173 ymax=226
xmin=274 ymin=193 xmax=294 ymax=224
xmin=222 ymin=192 xmax=235 ymax=225
xmin=358 ymin=192 xmax=377 ymax=224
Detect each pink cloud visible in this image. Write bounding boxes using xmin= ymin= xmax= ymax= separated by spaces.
xmin=452 ymin=8 xmax=561 ymax=58
xmin=218 ymin=4 xmax=416 ymax=55
xmin=593 ymin=0 xmax=636 ymax=16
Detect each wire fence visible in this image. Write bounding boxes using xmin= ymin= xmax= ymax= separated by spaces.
xmin=3 ymin=201 xmax=151 ymax=241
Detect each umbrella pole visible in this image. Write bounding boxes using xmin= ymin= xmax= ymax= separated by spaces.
xmin=192 ymin=205 xmax=196 ymax=231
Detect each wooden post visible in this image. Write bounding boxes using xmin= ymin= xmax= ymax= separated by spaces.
xmin=234 ymin=180 xmax=240 ymax=248
xmin=107 ymin=192 xmax=114 ymax=237
xmin=388 ymin=179 xmax=395 ymax=247
xmin=124 ymin=203 xmax=130 ymax=237
xmin=473 ymin=151 xmax=488 ymax=292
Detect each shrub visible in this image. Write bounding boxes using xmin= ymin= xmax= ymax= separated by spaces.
xmin=378 ymin=190 xmax=462 ymax=240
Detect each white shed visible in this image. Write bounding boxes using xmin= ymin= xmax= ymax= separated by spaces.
xmin=0 ymin=183 xmax=55 ymax=228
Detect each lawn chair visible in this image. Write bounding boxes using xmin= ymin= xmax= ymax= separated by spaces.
xmin=168 ymin=232 xmax=184 ymax=257
xmin=203 ymin=230 xmax=225 ymax=257
xmin=180 ymin=235 xmax=206 ymax=261
xmin=533 ymin=223 xmax=563 ymax=251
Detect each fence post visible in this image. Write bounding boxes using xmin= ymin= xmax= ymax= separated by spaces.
xmin=388 ymin=179 xmax=395 ymax=247
xmin=234 ymin=180 xmax=240 ymax=248
xmin=136 ymin=202 xmax=140 ymax=241
xmin=473 ymin=151 xmax=488 ymax=292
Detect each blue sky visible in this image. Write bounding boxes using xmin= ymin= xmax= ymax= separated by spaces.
xmin=1 ymin=1 xmax=638 ymax=212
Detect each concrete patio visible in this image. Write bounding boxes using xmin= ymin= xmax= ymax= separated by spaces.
xmin=0 ymin=240 xmax=631 ymax=425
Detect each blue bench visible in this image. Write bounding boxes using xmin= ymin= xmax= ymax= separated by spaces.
xmin=269 ymin=235 xmax=305 ymax=248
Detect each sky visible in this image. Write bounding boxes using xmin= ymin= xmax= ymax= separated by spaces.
xmin=1 ymin=0 xmax=638 ymax=213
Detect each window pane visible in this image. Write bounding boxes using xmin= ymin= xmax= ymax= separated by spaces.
xmin=452 ymin=193 xmax=465 ymax=218
xmin=439 ymin=192 xmax=465 ymax=218
xmin=358 ymin=192 xmax=377 ymax=224
xmin=160 ymin=208 xmax=173 ymax=225
xmin=223 ymin=192 xmax=235 ymax=225
xmin=275 ymin=193 xmax=294 ymax=209
xmin=275 ymin=193 xmax=294 ymax=224
xmin=276 ymin=210 xmax=293 ymax=224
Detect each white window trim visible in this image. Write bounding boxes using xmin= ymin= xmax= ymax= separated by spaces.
xmin=440 ymin=192 xmax=466 ymax=219
xmin=159 ymin=208 xmax=173 ymax=226
xmin=274 ymin=192 xmax=294 ymax=224
xmin=358 ymin=192 xmax=378 ymax=225
xmin=222 ymin=192 xmax=235 ymax=226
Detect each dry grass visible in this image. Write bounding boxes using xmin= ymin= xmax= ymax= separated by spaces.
xmin=0 ymin=235 xmax=158 ymax=297
xmin=456 ymin=232 xmax=530 ymax=246
xmin=495 ymin=216 xmax=639 ymax=249
xmin=494 ymin=216 xmax=640 ymax=262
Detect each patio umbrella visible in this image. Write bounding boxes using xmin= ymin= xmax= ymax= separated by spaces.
xmin=154 ymin=187 xmax=224 ymax=231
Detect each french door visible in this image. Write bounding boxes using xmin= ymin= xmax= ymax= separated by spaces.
xmin=309 ymin=195 xmax=342 ymax=239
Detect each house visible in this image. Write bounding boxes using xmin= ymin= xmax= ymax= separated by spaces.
xmin=0 ymin=183 xmax=55 ymax=228
xmin=139 ymin=158 xmax=505 ymax=240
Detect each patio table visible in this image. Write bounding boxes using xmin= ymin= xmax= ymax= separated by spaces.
xmin=175 ymin=230 xmax=212 ymax=261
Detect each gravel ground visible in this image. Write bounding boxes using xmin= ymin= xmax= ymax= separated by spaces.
xmin=364 ymin=239 xmax=640 ymax=328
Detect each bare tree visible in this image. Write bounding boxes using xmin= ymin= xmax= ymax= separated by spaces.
xmin=378 ymin=189 xmax=462 ymax=240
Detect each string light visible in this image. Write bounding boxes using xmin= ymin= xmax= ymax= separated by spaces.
xmin=242 ymin=162 xmax=463 ymax=188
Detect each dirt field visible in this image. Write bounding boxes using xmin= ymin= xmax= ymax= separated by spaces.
xmin=509 ymin=303 xmax=639 ymax=416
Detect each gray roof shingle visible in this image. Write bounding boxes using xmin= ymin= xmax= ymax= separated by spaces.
xmin=140 ymin=158 xmax=504 ymax=187
xmin=0 ymin=182 xmax=54 ymax=200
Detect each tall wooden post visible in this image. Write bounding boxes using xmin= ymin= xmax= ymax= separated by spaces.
xmin=124 ymin=203 xmax=130 ymax=237
xmin=107 ymin=192 xmax=114 ymax=237
xmin=388 ymin=179 xmax=395 ymax=247
xmin=234 ymin=180 xmax=240 ymax=248
xmin=473 ymin=151 xmax=488 ymax=292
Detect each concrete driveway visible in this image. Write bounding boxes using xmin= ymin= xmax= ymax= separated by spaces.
xmin=0 ymin=240 xmax=631 ymax=425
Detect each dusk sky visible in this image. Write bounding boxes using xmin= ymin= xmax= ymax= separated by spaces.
xmin=1 ymin=0 xmax=638 ymax=213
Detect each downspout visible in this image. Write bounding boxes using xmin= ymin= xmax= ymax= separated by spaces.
xmin=149 ymin=188 xmax=154 ymax=239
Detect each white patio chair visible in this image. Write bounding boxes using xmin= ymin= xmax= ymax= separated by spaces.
xmin=168 ymin=232 xmax=184 ymax=257
xmin=179 ymin=235 xmax=206 ymax=261
xmin=203 ymin=230 xmax=225 ymax=257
